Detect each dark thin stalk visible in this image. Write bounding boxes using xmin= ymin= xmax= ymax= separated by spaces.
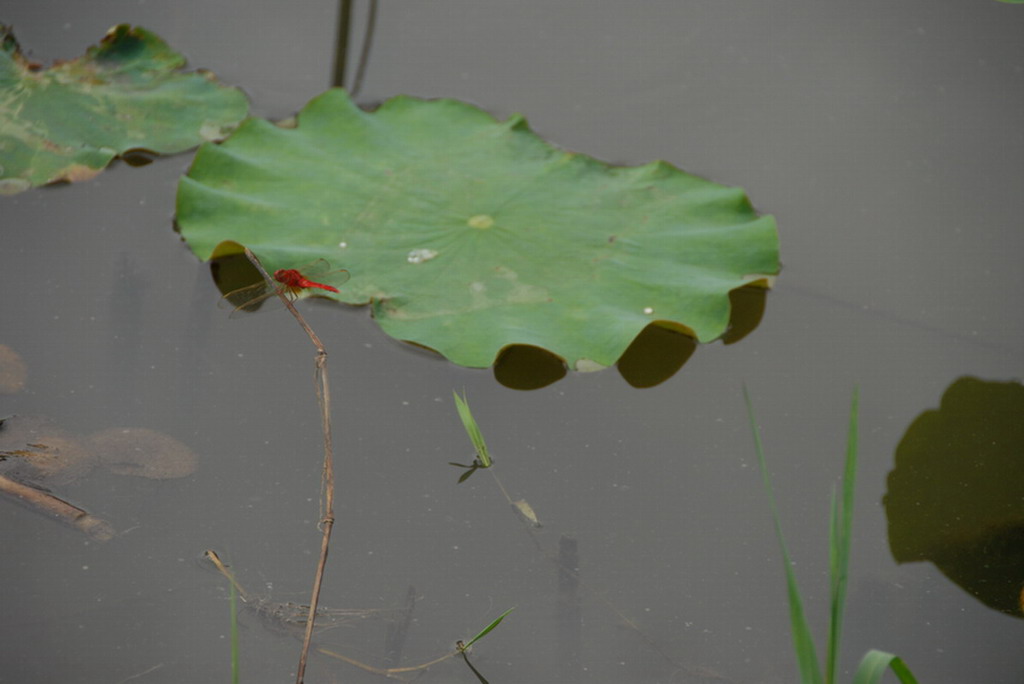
xmin=458 ymin=651 xmax=490 ymax=684
xmin=350 ymin=0 xmax=378 ymax=98
xmin=331 ymin=0 xmax=353 ymax=88
xmin=242 ymin=249 xmax=336 ymax=684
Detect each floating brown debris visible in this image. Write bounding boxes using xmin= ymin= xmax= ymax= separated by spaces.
xmin=0 ymin=345 xmax=28 ymax=394
xmin=0 ymin=416 xmax=112 ymax=540
xmin=0 ymin=474 xmax=114 ymax=541
xmin=0 ymin=417 xmax=197 ymax=540
xmin=0 ymin=416 xmax=97 ymax=486
xmin=512 ymin=498 xmax=542 ymax=528
xmin=203 ymin=550 xmax=405 ymax=636
xmin=87 ymin=427 xmax=198 ymax=479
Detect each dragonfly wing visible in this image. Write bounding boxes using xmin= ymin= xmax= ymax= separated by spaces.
xmin=219 ymin=281 xmax=267 ymax=309
xmin=220 ymin=281 xmax=289 ymax=317
xmin=318 ymin=269 xmax=350 ymax=289
xmin=293 ymin=260 xmax=351 ymax=289
xmin=297 ymin=259 xmax=333 ymax=278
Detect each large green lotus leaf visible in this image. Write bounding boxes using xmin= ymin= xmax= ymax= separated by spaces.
xmin=884 ymin=377 xmax=1024 ymax=617
xmin=0 ymin=24 xmax=248 ymax=194
xmin=177 ymin=89 xmax=779 ymax=369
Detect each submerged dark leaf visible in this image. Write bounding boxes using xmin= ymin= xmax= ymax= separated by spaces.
xmin=885 ymin=377 xmax=1024 ymax=617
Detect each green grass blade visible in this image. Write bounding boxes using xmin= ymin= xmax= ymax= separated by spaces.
xmin=743 ymin=386 xmax=824 ymax=684
xmin=851 ymin=650 xmax=919 ymax=684
xmin=826 ymin=388 xmax=859 ymax=684
xmin=229 ymin=580 xmax=240 ymax=684
xmin=827 ymin=486 xmax=842 ymax=684
xmin=453 ymin=390 xmax=492 ymax=468
xmin=462 ymin=607 xmax=515 ymax=651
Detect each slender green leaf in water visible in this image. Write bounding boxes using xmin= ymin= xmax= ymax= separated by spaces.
xmin=827 ymin=487 xmax=842 ymax=683
xmin=851 ymin=650 xmax=919 ymax=684
xmin=744 ymin=387 xmax=917 ymax=684
xmin=453 ymin=390 xmax=492 ymax=468
xmin=743 ymin=386 xmax=824 ymax=684
xmin=460 ymin=607 xmax=515 ymax=652
xmin=826 ymin=388 xmax=859 ymax=684
xmin=230 ymin=580 xmax=240 ymax=684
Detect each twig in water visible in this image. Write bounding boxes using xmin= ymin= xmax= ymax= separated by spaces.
xmin=242 ymin=248 xmax=337 ymax=684
xmin=318 ymin=607 xmax=514 ymax=680
xmin=0 ymin=473 xmax=115 ymax=541
xmin=203 ymin=550 xmax=400 ymax=637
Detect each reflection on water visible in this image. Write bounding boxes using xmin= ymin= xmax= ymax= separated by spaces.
xmin=495 ymin=283 xmax=768 ymax=390
xmin=2 ymin=1 xmax=1021 ymax=682
xmin=493 ymin=344 xmax=568 ymax=389
xmin=617 ymin=323 xmax=697 ymax=389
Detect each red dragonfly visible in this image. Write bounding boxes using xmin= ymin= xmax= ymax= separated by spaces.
xmin=221 ymin=259 xmax=350 ymax=317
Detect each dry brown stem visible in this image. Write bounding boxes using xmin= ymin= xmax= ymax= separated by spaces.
xmin=243 ymin=248 xmax=337 ymax=684
xmin=0 ymin=473 xmax=114 ymax=541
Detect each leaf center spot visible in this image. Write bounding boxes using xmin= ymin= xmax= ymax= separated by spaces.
xmin=467 ymin=214 xmax=495 ymax=229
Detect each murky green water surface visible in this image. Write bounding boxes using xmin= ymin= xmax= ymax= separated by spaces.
xmin=1 ymin=2 xmax=1022 ymax=682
